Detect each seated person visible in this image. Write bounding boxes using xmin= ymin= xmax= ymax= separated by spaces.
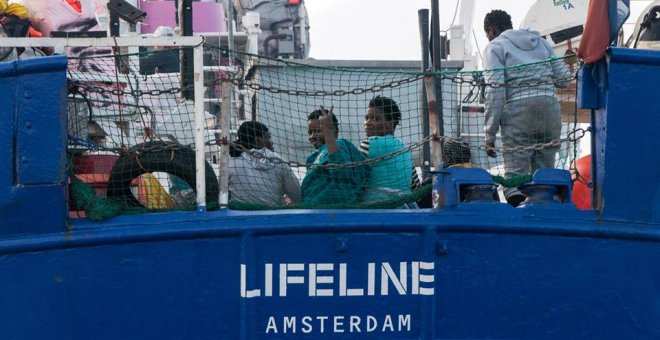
xmin=359 ymin=96 xmax=414 ymax=202
xmin=301 ymin=107 xmax=369 ymax=207
xmin=415 ymin=141 xmax=474 ymax=208
xmin=228 ymin=121 xmax=301 ymax=207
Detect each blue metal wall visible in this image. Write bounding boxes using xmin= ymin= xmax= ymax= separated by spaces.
xmin=580 ymin=48 xmax=660 ymax=224
xmin=0 ymin=56 xmax=68 ymax=235
xmin=0 ymin=210 xmax=659 ymax=339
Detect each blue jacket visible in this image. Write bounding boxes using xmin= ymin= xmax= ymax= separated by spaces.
xmin=301 ymin=139 xmax=369 ymax=207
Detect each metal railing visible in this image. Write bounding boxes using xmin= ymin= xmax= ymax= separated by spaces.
xmin=0 ymin=36 xmax=217 ymax=212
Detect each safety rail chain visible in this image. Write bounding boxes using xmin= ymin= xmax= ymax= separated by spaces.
xmin=224 ymin=71 xmax=577 ymax=97
xmin=61 ymin=46 xmax=578 ymax=101
xmin=69 ymin=124 xmax=586 ymax=173
xmin=223 ymin=128 xmax=587 ymax=171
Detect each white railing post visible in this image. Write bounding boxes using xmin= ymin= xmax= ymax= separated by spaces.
xmin=218 ymin=80 xmax=231 ymax=207
xmin=193 ymin=44 xmax=207 ymax=212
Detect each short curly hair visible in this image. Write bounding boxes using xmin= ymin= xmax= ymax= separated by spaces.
xmin=368 ymin=96 xmax=401 ymax=126
xmin=484 ymin=10 xmax=513 ymax=33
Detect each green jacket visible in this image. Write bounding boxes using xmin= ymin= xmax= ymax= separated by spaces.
xmin=301 ymin=139 xmax=369 ymax=208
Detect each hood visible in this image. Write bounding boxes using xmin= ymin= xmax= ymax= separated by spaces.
xmin=500 ymin=29 xmax=541 ymax=50
xmin=242 ymin=148 xmax=281 ymax=171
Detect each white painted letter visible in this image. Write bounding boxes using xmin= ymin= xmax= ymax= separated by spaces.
xmin=317 ymin=316 xmax=328 ymax=333
xmin=419 ymin=261 xmax=435 ymax=295
xmin=241 ymin=264 xmax=261 ymax=298
xmin=349 ymin=316 xmax=362 ymax=333
xmin=366 ymin=315 xmax=378 ymax=332
xmin=301 ymin=316 xmax=313 ymax=333
xmin=265 ymin=263 xmax=273 ymax=297
xmin=339 ymin=263 xmax=364 ymax=296
xmin=279 ymin=263 xmax=305 ymax=297
xmin=367 ymin=263 xmax=376 ymax=296
xmin=381 ymin=262 xmax=407 ymax=295
xmin=283 ymin=316 xmax=296 ymax=333
xmin=412 ymin=261 xmax=420 ymax=295
xmin=309 ymin=263 xmax=334 ymax=297
xmin=266 ymin=316 xmax=277 ymax=334
xmin=334 ymin=316 xmax=345 ymax=333
xmin=382 ymin=315 xmax=394 ymax=332
xmin=399 ymin=314 xmax=411 ymax=331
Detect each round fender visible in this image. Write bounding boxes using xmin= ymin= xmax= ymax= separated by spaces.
xmin=572 ymin=155 xmax=592 ymax=210
xmin=107 ymin=142 xmax=219 ymax=208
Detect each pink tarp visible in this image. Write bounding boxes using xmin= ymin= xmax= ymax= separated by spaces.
xmin=138 ymin=1 xmax=226 ymax=34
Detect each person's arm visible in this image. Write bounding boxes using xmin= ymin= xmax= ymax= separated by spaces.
xmin=543 ymin=39 xmax=572 ymax=88
xmin=332 ymin=141 xmax=369 ymax=191
xmin=281 ymin=166 xmax=302 ymax=203
xmin=324 ymin=140 xmax=368 ymax=184
xmin=319 ymin=106 xmax=338 ymax=155
xmin=482 ymin=43 xmax=506 ymax=156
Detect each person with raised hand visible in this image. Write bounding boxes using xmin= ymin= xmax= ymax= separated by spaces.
xmin=301 ymin=106 xmax=369 ymax=207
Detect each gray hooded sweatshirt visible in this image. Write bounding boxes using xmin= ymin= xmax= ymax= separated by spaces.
xmin=228 ymin=148 xmax=301 ymax=206
xmin=482 ymin=29 xmax=570 ymax=143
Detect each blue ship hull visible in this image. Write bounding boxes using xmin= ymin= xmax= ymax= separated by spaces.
xmin=1 ymin=209 xmax=658 ymax=338
xmin=0 ymin=48 xmax=659 ymax=339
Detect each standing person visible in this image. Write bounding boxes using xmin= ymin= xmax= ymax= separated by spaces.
xmin=482 ymin=9 xmax=570 ymax=206
xmin=228 ymin=121 xmax=301 ymax=207
xmin=301 ymin=107 xmax=369 ymax=207
xmin=359 ymin=96 xmax=416 ymax=204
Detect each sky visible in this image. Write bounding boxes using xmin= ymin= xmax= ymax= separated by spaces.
xmin=304 ymin=0 xmax=536 ymax=60
xmin=304 ymin=0 xmax=652 ymax=61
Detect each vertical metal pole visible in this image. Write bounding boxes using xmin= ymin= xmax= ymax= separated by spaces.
xmin=431 ymin=0 xmax=445 ymax=170
xmin=424 ymin=77 xmax=442 ymax=181
xmin=180 ymin=0 xmax=194 ymax=100
xmin=219 ymin=81 xmax=231 ymax=207
xmin=219 ymin=0 xmax=234 ymax=207
xmin=193 ymin=45 xmax=207 ymax=212
xmin=298 ymin=3 xmax=307 ymax=58
xmin=431 ymin=0 xmax=442 ymax=72
xmin=418 ymin=9 xmax=431 ymax=176
xmin=227 ymin=0 xmax=235 ymax=53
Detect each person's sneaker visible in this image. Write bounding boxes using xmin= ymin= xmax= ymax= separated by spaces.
xmin=503 ymin=187 xmax=526 ymax=207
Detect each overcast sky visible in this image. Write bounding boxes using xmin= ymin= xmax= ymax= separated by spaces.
xmin=304 ymin=0 xmax=651 ymax=61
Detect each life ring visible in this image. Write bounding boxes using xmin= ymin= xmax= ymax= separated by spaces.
xmin=107 ymin=141 xmax=219 ymax=208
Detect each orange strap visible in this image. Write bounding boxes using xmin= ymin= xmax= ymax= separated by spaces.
xmin=65 ymin=0 xmax=82 ymax=14
xmin=28 ymin=26 xmax=42 ymax=37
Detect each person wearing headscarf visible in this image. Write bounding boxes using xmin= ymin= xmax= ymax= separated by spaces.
xmin=228 ymin=121 xmax=301 ymax=207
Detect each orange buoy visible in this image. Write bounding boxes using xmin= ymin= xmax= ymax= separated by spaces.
xmin=572 ymin=155 xmax=592 ymax=210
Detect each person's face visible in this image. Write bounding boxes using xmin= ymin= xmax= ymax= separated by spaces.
xmin=308 ymin=119 xmax=324 ymax=149
xmin=256 ymin=132 xmax=273 ymax=151
xmin=364 ymin=107 xmax=395 ymax=137
xmin=485 ymin=26 xmax=499 ymax=42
